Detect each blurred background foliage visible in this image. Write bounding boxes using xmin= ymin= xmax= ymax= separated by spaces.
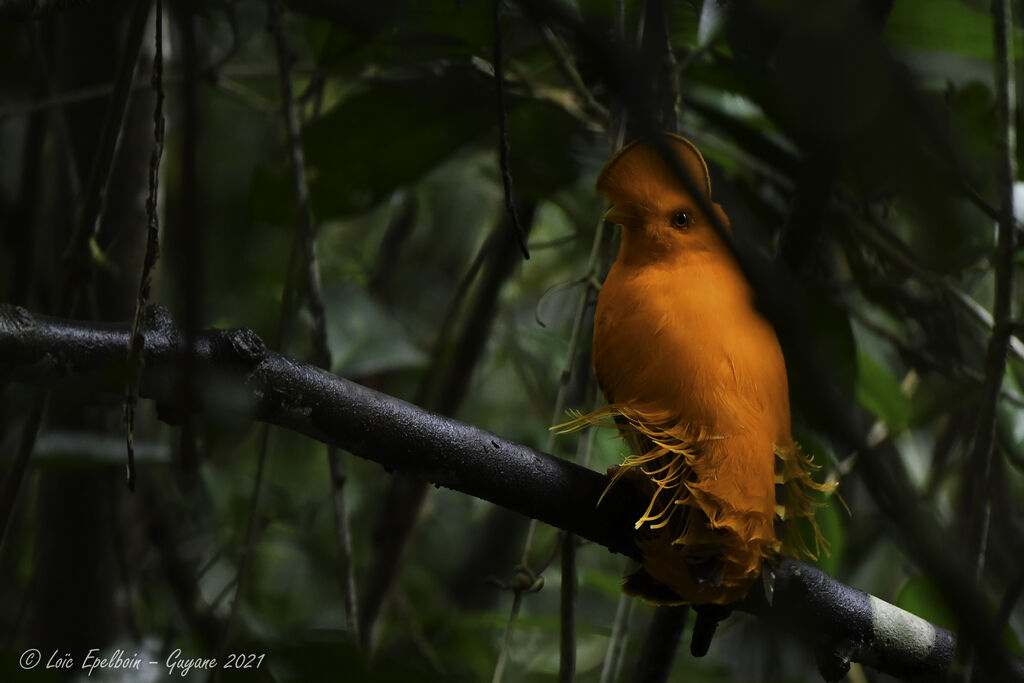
xmin=0 ymin=0 xmax=1023 ymax=681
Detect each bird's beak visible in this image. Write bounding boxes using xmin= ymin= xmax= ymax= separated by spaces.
xmin=603 ymin=204 xmax=642 ymax=227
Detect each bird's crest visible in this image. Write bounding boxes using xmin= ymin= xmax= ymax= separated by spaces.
xmin=595 ymin=133 xmax=713 ymax=206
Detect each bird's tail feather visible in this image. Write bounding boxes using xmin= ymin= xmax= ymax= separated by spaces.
xmin=556 ymin=405 xmax=837 ymax=563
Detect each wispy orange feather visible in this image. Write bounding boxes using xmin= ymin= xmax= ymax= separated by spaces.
xmin=565 ymin=134 xmax=835 ymax=605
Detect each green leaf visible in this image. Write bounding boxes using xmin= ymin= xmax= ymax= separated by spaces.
xmin=324 ymin=280 xmax=428 ymax=377
xmin=791 ymin=430 xmax=845 ymax=575
xmin=885 ymin=0 xmax=1024 ymax=60
xmin=997 ymin=400 xmax=1024 ymax=464
xmin=302 ymin=68 xmax=494 ymax=218
xmin=902 ymin=196 xmax=995 ymax=274
xmin=946 ymin=81 xmax=997 ymax=185
xmin=855 ymin=350 xmax=912 ymax=432
xmin=907 ymin=373 xmax=975 ymax=428
xmin=810 ymin=493 xmax=844 ymax=576
xmin=894 ymin=574 xmax=957 ymax=631
xmin=506 ymin=99 xmax=594 ymax=200
xmin=316 ymin=0 xmax=491 ymax=71
xmin=526 ymin=632 xmax=610 ymax=675
xmin=806 ymin=293 xmax=858 ymax=396
xmin=249 ymin=162 xmax=298 ymax=226
xmin=787 ymin=293 xmax=857 ymax=422
xmin=579 ymin=567 xmax=627 ymax=600
xmin=896 ymin=575 xmax=1024 ymax=658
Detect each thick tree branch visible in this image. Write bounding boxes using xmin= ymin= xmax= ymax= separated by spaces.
xmin=0 ymin=304 xmax=643 ymax=559
xmin=1 ymin=303 xmax=1017 ymax=682
xmin=743 ymin=561 xmax=959 ymax=682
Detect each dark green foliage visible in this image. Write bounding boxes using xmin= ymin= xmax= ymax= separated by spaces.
xmin=0 ymin=0 xmax=1022 ymax=681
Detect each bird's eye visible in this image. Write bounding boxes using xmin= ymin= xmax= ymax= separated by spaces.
xmin=670 ymin=211 xmax=690 ymax=230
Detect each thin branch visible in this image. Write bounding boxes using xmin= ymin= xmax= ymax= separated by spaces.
xmin=393 ymin=590 xmax=448 ymax=676
xmin=6 ymin=35 xmax=44 ymax=307
xmin=997 ymin=569 xmax=1024 ymax=636
xmin=0 ymin=66 xmax=327 ymax=123
xmin=599 ymin=592 xmax=635 ymax=683
xmin=495 ymin=203 xmax=605 ymax=683
xmin=559 ymin=382 xmax=601 ymax=683
xmin=201 ymin=0 xmax=241 ymax=78
xmin=28 ymin=26 xmax=82 ymax=201
xmin=138 ymin=472 xmax=222 ymax=651
xmin=126 ymin=0 xmax=166 ymax=492
xmin=360 ymin=203 xmax=538 ymax=651
xmin=0 ymin=392 xmax=46 ymax=556
xmin=516 ymin=0 xmax=737 ymax=270
xmin=0 ymin=81 xmax=121 ymax=122
xmin=493 ymin=0 xmax=530 ymax=261
xmin=539 ymin=25 xmax=609 ymax=124
xmin=852 ymin=207 xmax=1024 ymax=364
xmin=176 ymin=0 xmax=202 ymax=482
xmin=499 ymin=6 xmax=630 ymax=676
xmin=216 ymin=420 xmax=271 ymax=674
xmin=359 ymin=474 xmax=428 ymax=651
xmin=368 ymin=192 xmax=417 ymax=302
xmin=325 ymin=447 xmax=358 ymax=638
xmin=420 ymin=228 xmax=493 ymax=381
xmin=559 ymin=532 xmax=577 ymax=683
xmin=491 ymin=591 xmax=524 ymax=683
xmin=2 ymin=303 xmax=1020 ymax=681
xmin=58 ymin=0 xmax=154 ymax=314
xmin=0 ymin=0 xmax=154 ymax=555
xmin=212 ymin=75 xmax=278 ymax=112
xmin=268 ymin=0 xmax=359 ymax=645
xmin=968 ymin=0 xmax=1018 ymax=582
xmin=849 ymin=303 xmax=1024 ymax=409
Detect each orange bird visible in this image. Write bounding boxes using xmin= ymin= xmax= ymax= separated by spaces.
xmin=580 ymin=134 xmax=831 ymax=605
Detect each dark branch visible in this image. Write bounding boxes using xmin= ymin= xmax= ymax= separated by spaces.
xmin=492 ymin=0 xmax=530 ymax=261
xmin=967 ymin=0 xmax=1019 ymax=580
xmin=742 ymin=561 xmax=959 ymax=682
xmin=633 ymin=606 xmax=688 ymax=683
xmin=2 ymin=304 xmax=1017 ymax=682
xmin=0 ymin=304 xmax=643 ymax=559
xmin=638 ymin=0 xmax=678 ymax=135
xmin=126 ymin=0 xmax=166 ymax=493
xmin=59 ymin=0 xmax=154 ymax=312
xmin=268 ymin=0 xmax=360 ymax=644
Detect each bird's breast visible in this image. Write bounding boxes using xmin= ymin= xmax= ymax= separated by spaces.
xmin=593 ymin=260 xmax=789 ymax=436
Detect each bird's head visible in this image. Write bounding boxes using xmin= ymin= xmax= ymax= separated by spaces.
xmin=596 ymin=134 xmax=731 ymax=265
